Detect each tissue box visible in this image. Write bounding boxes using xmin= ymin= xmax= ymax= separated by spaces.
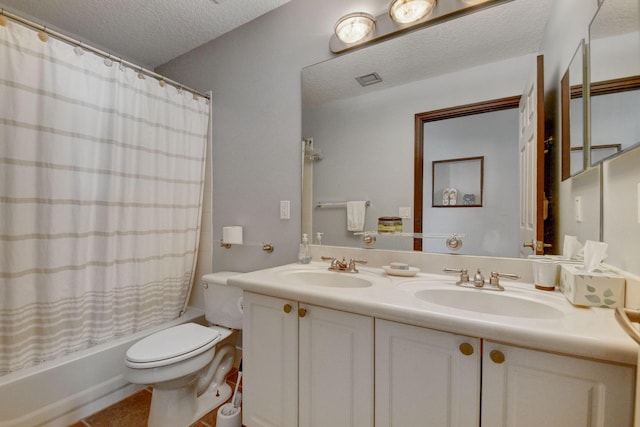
xmin=559 ymin=264 xmax=625 ymax=308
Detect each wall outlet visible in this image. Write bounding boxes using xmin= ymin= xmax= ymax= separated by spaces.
xmin=399 ymin=207 xmax=412 ymax=219
xmin=280 ymin=200 xmax=290 ymax=220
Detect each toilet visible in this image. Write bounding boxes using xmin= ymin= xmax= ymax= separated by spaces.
xmin=124 ymin=272 xmax=243 ymax=427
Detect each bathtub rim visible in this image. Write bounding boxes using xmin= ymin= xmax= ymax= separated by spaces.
xmin=0 ymin=307 xmax=205 ymax=427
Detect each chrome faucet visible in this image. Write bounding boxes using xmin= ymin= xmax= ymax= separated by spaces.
xmin=444 ymin=267 xmax=519 ymax=291
xmin=473 ymin=269 xmax=485 ymax=287
xmin=321 ymin=256 xmax=367 ymax=273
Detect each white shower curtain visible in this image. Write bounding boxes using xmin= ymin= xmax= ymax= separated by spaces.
xmin=0 ymin=21 xmax=209 ymax=374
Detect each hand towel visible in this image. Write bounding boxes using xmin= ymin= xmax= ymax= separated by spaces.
xmin=347 ymin=201 xmax=366 ymax=232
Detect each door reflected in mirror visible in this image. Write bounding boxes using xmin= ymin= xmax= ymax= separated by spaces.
xmin=416 ymin=99 xmax=521 ymax=257
xmin=588 ymin=0 xmax=640 ymax=166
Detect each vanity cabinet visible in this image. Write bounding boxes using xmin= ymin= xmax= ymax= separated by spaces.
xmin=482 ymin=340 xmax=634 ymax=427
xmin=377 ymin=319 xmax=634 ymax=427
xmin=242 ymin=292 xmax=374 ymax=427
xmin=243 ymin=292 xmax=633 ymax=427
xmin=375 ymin=319 xmax=481 ymax=427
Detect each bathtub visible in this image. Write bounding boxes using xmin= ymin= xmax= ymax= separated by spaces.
xmin=0 ymin=308 xmax=204 ymax=427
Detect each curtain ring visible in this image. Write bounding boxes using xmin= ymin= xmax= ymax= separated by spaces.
xmin=37 ymin=26 xmax=49 ymax=42
xmin=74 ymin=42 xmax=84 ymax=56
xmin=104 ymin=54 xmax=113 ymax=67
xmin=0 ymin=10 xmax=8 ymax=27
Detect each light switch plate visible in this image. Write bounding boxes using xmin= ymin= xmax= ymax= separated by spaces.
xmin=574 ymin=196 xmax=582 ymax=223
xmin=280 ymin=200 xmax=290 ymax=220
xmin=399 ymin=207 xmax=412 ymax=219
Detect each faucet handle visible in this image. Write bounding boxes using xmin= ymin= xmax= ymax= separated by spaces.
xmin=443 ymin=268 xmax=469 ymax=284
xmin=489 ymin=272 xmax=520 ymax=287
xmin=347 ymin=258 xmax=367 ymax=273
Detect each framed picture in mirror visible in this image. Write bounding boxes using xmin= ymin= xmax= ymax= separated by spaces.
xmin=431 ymin=156 xmax=483 ymax=208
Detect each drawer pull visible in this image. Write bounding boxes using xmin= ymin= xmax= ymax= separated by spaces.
xmin=283 ymin=304 xmax=292 ymax=313
xmin=298 ymin=308 xmax=307 ymax=318
xmin=459 ymin=343 xmax=474 ymax=356
xmin=490 ymin=350 xmax=505 ymax=364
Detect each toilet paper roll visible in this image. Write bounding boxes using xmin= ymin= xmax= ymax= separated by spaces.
xmin=223 ymin=226 xmax=243 ymax=244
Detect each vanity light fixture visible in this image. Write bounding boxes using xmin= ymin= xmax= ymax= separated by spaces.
xmin=334 ymin=12 xmax=376 ymax=44
xmin=389 ymin=0 xmax=436 ymax=25
xmin=330 ymin=0 xmax=511 ymax=53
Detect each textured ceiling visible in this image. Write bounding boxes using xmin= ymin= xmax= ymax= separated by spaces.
xmin=303 ymin=0 xmax=554 ymax=107
xmin=590 ymin=0 xmax=640 ymax=39
xmin=0 ymin=0 xmax=291 ymax=68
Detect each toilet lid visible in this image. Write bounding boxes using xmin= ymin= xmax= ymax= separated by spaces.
xmin=126 ymin=323 xmax=221 ymax=364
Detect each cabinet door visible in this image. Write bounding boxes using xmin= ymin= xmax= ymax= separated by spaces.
xmin=298 ymin=304 xmax=374 ymax=427
xmin=482 ymin=341 xmax=635 ymax=427
xmin=242 ymin=292 xmax=298 ymax=427
xmin=375 ymin=319 xmax=481 ymax=427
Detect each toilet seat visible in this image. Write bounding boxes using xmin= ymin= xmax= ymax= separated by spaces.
xmin=126 ymin=323 xmax=221 ymax=369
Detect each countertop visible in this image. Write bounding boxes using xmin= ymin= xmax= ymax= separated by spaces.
xmin=229 ymin=262 xmax=639 ymax=365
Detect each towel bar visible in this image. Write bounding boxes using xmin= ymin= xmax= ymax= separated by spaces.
xmin=316 ymin=201 xmax=371 ymax=208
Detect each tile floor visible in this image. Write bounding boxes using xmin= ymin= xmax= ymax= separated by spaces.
xmin=68 ymin=368 xmax=242 ymax=427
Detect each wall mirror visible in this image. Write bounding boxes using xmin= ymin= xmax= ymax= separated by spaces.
xmin=301 ymin=0 xmax=555 ymax=257
xmin=588 ymin=0 xmax=640 ymax=167
xmin=561 ymin=40 xmax=586 ymax=181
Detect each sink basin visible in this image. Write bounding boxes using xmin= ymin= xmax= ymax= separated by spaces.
xmin=414 ymin=288 xmax=563 ymax=319
xmin=282 ymin=270 xmax=373 ymax=288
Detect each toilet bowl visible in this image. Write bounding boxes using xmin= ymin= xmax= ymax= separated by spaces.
xmin=124 ymin=272 xmax=242 ymax=427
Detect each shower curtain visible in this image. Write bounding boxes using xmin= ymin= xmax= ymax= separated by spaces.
xmin=0 ymin=20 xmax=209 ymax=375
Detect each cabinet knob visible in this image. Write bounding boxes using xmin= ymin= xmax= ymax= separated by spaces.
xmin=459 ymin=342 xmax=474 ymax=356
xmin=283 ymin=304 xmax=292 ymax=313
xmin=298 ymin=308 xmax=307 ymax=318
xmin=490 ymin=350 xmax=505 ymax=364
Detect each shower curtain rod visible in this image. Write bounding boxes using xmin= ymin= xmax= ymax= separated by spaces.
xmin=0 ymin=8 xmax=210 ymax=100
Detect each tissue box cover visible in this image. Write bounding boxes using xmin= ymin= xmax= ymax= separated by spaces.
xmin=559 ymin=264 xmax=625 ymax=308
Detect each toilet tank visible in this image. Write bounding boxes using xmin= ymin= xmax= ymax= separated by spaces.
xmin=201 ymin=272 xmax=243 ymax=330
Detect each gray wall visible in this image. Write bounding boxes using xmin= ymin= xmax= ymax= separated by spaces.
xmin=156 ymin=0 xmax=341 ymax=308
xmin=156 ymin=0 xmax=640 ymax=311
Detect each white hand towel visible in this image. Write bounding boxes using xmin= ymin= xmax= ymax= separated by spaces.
xmin=347 ymin=201 xmax=366 ymax=232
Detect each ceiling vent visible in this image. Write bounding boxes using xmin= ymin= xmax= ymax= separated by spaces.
xmin=355 ymin=72 xmax=383 ymax=87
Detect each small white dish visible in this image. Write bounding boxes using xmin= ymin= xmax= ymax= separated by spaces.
xmin=382 ymin=265 xmax=420 ymax=277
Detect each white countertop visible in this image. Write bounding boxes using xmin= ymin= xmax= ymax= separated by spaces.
xmin=229 ymin=262 xmax=639 ymax=365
